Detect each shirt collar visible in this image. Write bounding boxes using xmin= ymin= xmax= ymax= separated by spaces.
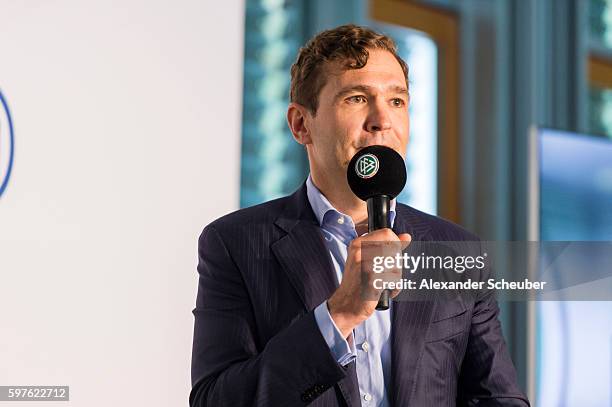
xmin=305 ymin=174 xmax=397 ymax=230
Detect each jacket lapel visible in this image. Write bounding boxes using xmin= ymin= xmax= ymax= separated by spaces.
xmin=271 ymin=222 xmax=339 ymax=311
xmin=391 ymin=206 xmax=437 ymax=407
xmin=271 ymin=184 xmax=338 ymax=311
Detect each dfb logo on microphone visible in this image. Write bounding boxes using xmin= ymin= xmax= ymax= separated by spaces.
xmin=355 ymin=153 xmax=379 ymax=179
xmin=0 ymin=90 xmax=15 ymax=198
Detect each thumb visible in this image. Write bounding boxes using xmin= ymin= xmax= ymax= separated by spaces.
xmin=398 ymin=233 xmax=412 ymax=250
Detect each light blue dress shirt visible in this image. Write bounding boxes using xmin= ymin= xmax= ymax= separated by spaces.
xmin=307 ymin=175 xmax=395 ymax=407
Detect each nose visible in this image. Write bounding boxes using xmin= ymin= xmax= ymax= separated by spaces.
xmin=364 ymin=99 xmax=392 ymax=133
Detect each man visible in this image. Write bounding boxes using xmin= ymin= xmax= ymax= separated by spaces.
xmin=190 ymin=24 xmax=529 ymax=406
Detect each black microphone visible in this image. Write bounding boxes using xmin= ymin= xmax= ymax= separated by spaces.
xmin=347 ymin=145 xmax=407 ymax=311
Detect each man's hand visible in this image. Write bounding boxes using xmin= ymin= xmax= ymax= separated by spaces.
xmin=327 ymin=228 xmax=412 ymax=338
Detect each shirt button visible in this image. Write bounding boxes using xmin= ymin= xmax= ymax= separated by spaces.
xmin=361 ymin=341 xmax=369 ymax=352
xmin=363 ymin=393 xmax=372 ymax=401
xmin=337 ymin=216 xmax=345 ymax=224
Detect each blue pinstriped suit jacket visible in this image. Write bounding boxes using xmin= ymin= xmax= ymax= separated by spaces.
xmin=190 ymin=184 xmax=530 ymax=407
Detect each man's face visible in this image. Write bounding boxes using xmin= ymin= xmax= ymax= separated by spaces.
xmin=305 ymin=49 xmax=409 ymax=182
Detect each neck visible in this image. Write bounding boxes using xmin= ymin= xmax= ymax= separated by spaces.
xmin=310 ymin=171 xmax=368 ymax=226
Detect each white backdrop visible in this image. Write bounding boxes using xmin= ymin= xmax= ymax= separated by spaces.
xmin=0 ymin=1 xmax=244 ymax=405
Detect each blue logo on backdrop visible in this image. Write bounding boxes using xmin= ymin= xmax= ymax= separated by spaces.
xmin=0 ymin=90 xmax=15 ymax=198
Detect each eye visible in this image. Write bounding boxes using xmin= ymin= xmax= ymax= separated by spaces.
xmin=391 ymin=98 xmax=406 ymax=107
xmin=347 ymin=95 xmax=367 ymax=104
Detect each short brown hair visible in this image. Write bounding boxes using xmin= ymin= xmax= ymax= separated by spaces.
xmin=290 ymin=24 xmax=408 ymax=114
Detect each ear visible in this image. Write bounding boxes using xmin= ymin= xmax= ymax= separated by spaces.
xmin=286 ymin=102 xmax=313 ymax=146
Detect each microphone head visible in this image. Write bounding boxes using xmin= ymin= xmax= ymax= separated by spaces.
xmin=347 ymin=145 xmax=407 ymax=201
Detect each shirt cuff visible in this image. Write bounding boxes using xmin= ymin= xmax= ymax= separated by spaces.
xmin=314 ymin=301 xmax=356 ymax=366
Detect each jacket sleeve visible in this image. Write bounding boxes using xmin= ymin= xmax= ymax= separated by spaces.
xmin=457 ymin=290 xmax=531 ymax=407
xmin=189 ymin=225 xmax=347 ymax=407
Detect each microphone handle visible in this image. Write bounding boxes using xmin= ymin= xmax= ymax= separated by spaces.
xmin=367 ymin=195 xmax=392 ymax=311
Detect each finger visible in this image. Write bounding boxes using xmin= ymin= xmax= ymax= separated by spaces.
xmin=398 ymin=233 xmax=412 ymax=250
xmin=361 ymin=228 xmax=398 ymax=245
xmin=389 ymin=288 xmax=402 ymax=299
